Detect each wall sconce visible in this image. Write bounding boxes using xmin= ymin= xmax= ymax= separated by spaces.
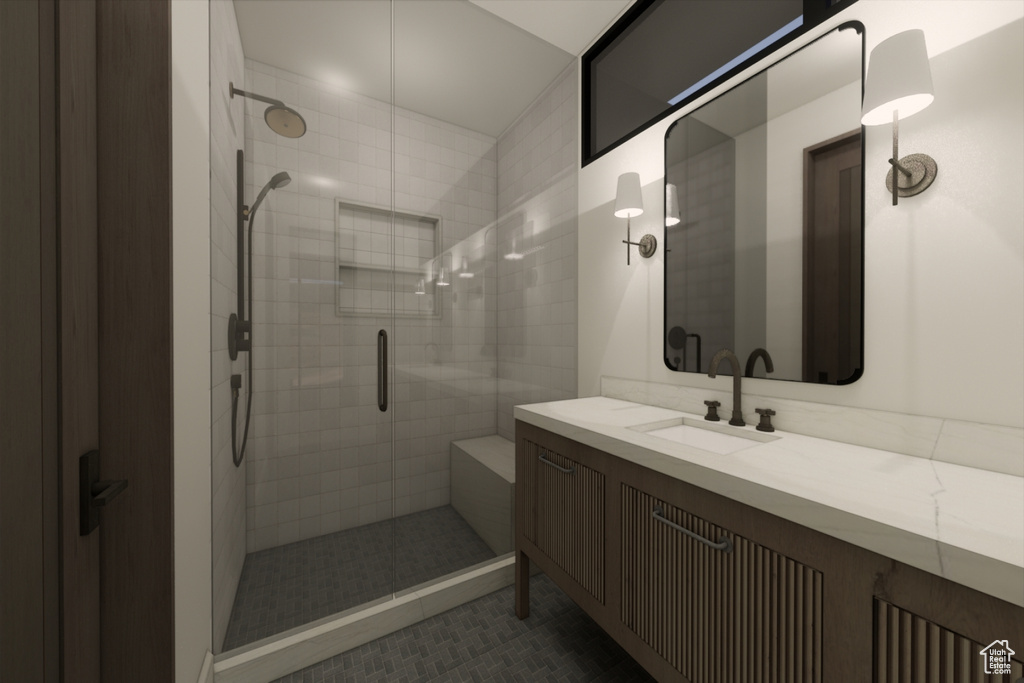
xmin=435 ymin=253 xmax=452 ymax=287
xmin=861 ymin=29 xmax=937 ymax=206
xmin=615 ymin=172 xmax=657 ymax=265
xmin=665 ymin=183 xmax=680 ymax=227
xmin=415 ymin=278 xmax=425 ymax=295
xmin=504 ymin=236 xmax=524 ymax=261
xmin=458 ymin=256 xmax=474 ymax=278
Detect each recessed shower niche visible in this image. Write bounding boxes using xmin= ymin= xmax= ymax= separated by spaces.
xmin=335 ymin=200 xmax=441 ymax=318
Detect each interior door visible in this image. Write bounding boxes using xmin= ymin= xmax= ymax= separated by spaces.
xmin=58 ymin=1 xmax=103 ymax=680
xmin=0 ymin=1 xmax=61 ymax=680
xmin=802 ymin=131 xmax=863 ymax=385
xmin=1 ymin=1 xmax=174 ymax=680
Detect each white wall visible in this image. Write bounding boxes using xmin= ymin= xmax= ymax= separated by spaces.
xmin=579 ymin=1 xmax=1024 ymax=434
xmin=209 ymin=0 xmax=247 ymax=654
xmin=496 ymin=63 xmax=579 ymax=440
xmin=171 ymin=0 xmax=213 ymax=681
xmin=764 ymin=80 xmax=862 ymax=378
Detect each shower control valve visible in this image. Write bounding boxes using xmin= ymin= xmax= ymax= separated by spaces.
xmin=228 ymin=313 xmax=251 ymax=360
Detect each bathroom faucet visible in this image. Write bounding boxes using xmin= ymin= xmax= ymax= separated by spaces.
xmin=744 ymin=348 xmax=774 ymax=378
xmin=708 ymin=349 xmax=745 ymax=427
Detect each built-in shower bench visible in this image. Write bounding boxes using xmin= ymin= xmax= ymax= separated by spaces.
xmin=451 ymin=435 xmax=515 ymax=556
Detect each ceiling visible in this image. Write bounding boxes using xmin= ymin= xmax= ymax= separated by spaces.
xmin=232 ymin=0 xmax=632 ymax=138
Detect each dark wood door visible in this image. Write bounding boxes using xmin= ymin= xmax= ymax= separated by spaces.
xmin=1 ymin=1 xmax=62 ymax=680
xmin=1 ymin=1 xmax=174 ymax=680
xmin=802 ymin=131 xmax=863 ymax=384
xmin=59 ymin=1 xmax=104 ymax=680
xmin=94 ymin=0 xmax=175 ymax=680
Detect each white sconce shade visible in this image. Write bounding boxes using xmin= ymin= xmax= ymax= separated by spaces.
xmin=614 ymin=172 xmax=644 ymax=218
xmin=860 ymin=29 xmax=938 ymax=205
xmin=861 ymin=29 xmax=934 ymax=125
xmin=615 ymin=171 xmax=655 ymax=264
xmin=459 ymin=256 xmax=473 ymax=278
xmin=665 ymin=183 xmax=680 ymax=227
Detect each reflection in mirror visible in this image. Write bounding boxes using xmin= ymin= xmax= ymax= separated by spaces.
xmin=664 ymin=24 xmax=864 ymax=384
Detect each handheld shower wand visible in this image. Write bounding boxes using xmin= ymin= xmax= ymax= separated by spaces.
xmin=229 ymin=150 xmax=291 ymax=467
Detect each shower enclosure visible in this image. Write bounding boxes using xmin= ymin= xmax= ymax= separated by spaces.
xmin=210 ymin=0 xmax=579 ymax=656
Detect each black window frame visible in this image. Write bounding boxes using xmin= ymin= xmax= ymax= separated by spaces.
xmin=582 ymin=0 xmax=859 ymax=166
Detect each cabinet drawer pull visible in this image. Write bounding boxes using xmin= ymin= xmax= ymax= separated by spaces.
xmin=653 ymin=506 xmax=733 ymax=553
xmin=538 ymin=451 xmax=575 ymax=475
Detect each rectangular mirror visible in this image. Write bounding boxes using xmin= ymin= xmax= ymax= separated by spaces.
xmin=664 ymin=23 xmax=865 ymax=384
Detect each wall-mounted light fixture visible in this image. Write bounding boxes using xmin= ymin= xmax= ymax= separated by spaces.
xmin=615 ymin=172 xmax=657 ymax=265
xmin=415 ymin=278 xmax=426 ymax=295
xmin=665 ymin=183 xmax=680 ymax=227
xmin=504 ymin=236 xmax=524 ymax=261
xmin=458 ymin=256 xmax=474 ymax=278
xmin=861 ymin=29 xmax=937 ymax=206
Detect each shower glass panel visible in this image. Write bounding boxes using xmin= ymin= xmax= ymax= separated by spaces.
xmin=211 ymin=0 xmax=578 ymax=657
xmin=210 ymin=0 xmax=397 ymax=652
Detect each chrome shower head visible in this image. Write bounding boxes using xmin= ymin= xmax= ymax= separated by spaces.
xmin=248 ymin=171 xmax=292 ymax=220
xmin=230 ymin=83 xmax=307 ymax=138
xmin=268 ymin=171 xmax=291 ymax=190
xmin=264 ymin=104 xmax=306 ymax=138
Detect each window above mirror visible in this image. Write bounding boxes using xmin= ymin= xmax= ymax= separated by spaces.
xmin=582 ymin=0 xmax=859 ymax=165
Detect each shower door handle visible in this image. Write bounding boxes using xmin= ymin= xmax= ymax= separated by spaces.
xmin=378 ymin=329 xmax=388 ymax=412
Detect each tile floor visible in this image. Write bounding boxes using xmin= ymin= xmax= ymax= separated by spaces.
xmin=269 ymin=573 xmax=654 ymax=682
xmin=223 ymin=506 xmax=496 ymax=651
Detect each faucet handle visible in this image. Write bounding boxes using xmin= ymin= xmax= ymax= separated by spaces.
xmin=703 ymin=400 xmax=721 ymax=422
xmin=755 ymin=408 xmax=776 ymax=433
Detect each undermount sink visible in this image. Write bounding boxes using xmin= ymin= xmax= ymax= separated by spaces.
xmin=629 ymin=417 xmax=778 ymax=455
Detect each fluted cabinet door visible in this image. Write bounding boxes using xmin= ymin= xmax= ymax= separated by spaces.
xmin=621 ymin=485 xmax=823 ymax=683
xmin=875 ymin=598 xmax=1024 ymax=683
xmin=522 ymin=438 xmax=605 ymax=604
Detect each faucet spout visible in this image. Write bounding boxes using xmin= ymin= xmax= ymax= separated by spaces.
xmin=708 ymin=349 xmax=745 ymax=427
xmin=744 ymin=348 xmax=774 ymax=378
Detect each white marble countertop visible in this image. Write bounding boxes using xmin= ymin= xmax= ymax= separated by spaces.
xmin=515 ymin=396 xmax=1024 ymax=607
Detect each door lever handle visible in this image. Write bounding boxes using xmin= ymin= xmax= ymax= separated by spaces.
xmin=80 ymin=450 xmax=128 ymax=535
xmin=90 ymin=479 xmax=128 ymax=506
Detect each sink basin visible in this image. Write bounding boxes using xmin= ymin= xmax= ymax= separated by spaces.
xmin=629 ymin=417 xmax=777 ymax=455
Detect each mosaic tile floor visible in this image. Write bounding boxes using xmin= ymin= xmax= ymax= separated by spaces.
xmin=223 ymin=506 xmax=497 ymax=651
xmin=270 ymin=573 xmax=655 ymax=682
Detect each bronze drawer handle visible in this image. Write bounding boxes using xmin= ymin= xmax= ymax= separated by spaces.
xmin=538 ymin=451 xmax=575 ymax=475
xmin=653 ymin=506 xmax=733 ymax=553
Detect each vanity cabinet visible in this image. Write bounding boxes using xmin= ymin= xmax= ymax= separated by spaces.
xmin=620 ymin=485 xmax=823 ymax=682
xmin=515 ymin=420 xmax=1024 ymax=683
xmin=520 ymin=437 xmax=605 ymax=604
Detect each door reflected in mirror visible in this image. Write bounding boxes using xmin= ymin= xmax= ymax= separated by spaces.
xmin=664 ymin=23 xmax=865 ymax=384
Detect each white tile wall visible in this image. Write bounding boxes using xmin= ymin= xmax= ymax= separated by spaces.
xmin=242 ymin=59 xmax=500 ymax=552
xmin=209 ymin=0 xmax=247 ymax=655
xmin=496 ymin=64 xmax=579 ymax=440
xmin=665 ymin=135 xmax=736 ymax=373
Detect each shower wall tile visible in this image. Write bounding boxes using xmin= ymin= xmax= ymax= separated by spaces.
xmin=243 ymin=59 xmax=498 ymax=553
xmin=210 ymin=0 xmax=248 ymax=655
xmin=495 ymin=64 xmax=579 ymax=441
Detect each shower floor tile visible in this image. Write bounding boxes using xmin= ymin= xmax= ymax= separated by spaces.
xmin=223 ymin=505 xmax=497 ymax=652
xmin=269 ymin=573 xmax=654 ymax=682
